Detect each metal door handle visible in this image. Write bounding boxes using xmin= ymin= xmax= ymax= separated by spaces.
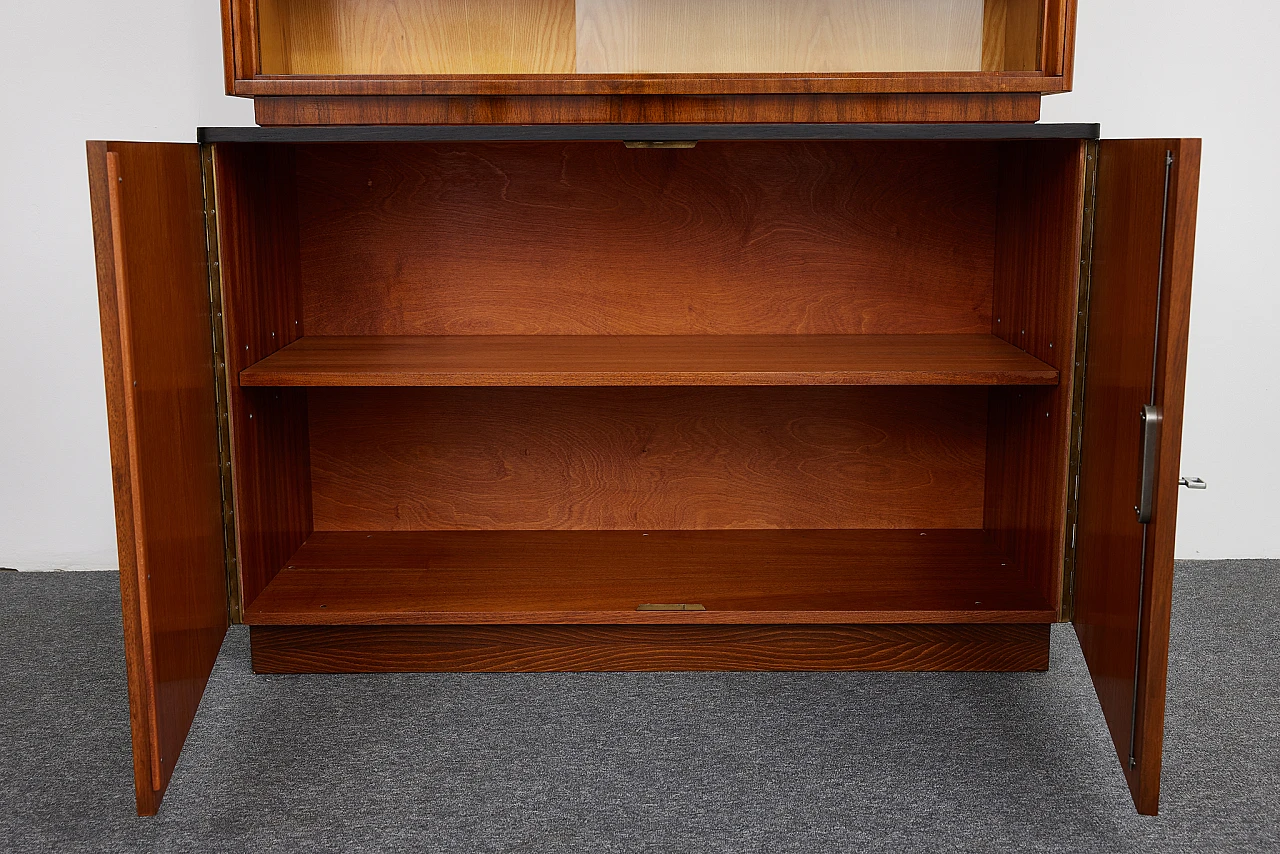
xmin=1179 ymin=477 xmax=1207 ymax=489
xmin=1136 ymin=404 xmax=1162 ymax=523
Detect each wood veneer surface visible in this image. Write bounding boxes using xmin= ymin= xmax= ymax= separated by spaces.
xmin=575 ymin=0 xmax=985 ymax=73
xmin=981 ymin=0 xmax=1042 ymax=71
xmin=256 ymin=0 xmax=991 ymax=76
xmin=89 ymin=142 xmax=228 ymax=816
xmin=250 ymin=623 xmax=1052 ymax=672
xmin=212 ymin=145 xmax=313 ymax=608
xmin=297 ymin=141 xmax=999 ymax=336
xmin=258 ymin=0 xmax=577 ymax=75
xmin=252 ymin=93 xmax=1044 ymax=125
xmin=307 ymin=386 xmax=988 ymax=531
xmin=242 ymin=530 xmax=1053 ymax=625
xmin=984 ymin=139 xmax=1084 ymax=610
xmin=242 ymin=334 xmax=1058 ymax=387
xmin=1074 ymin=138 xmax=1200 ymax=816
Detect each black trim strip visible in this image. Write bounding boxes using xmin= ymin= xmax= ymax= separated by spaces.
xmin=197 ymin=123 xmax=1101 ymax=144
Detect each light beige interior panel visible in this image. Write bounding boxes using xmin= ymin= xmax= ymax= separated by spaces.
xmin=575 ymin=0 xmax=985 ymax=74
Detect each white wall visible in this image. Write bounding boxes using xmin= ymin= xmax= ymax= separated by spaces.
xmin=0 ymin=3 xmax=253 ymax=570
xmin=1042 ymin=0 xmax=1280 ymax=558
xmin=0 ymin=2 xmax=1274 ymax=569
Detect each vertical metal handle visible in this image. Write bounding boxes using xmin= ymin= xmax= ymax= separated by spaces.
xmin=1136 ymin=404 xmax=1162 ymax=523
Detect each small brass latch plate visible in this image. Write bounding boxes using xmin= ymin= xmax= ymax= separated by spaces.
xmin=623 ymin=141 xmax=698 ymax=149
xmin=636 ymin=603 xmax=706 ymax=611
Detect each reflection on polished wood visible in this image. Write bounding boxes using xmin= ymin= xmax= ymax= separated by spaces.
xmin=243 ymin=529 xmax=1055 ymax=625
xmin=242 ymin=334 xmax=1058 ymax=387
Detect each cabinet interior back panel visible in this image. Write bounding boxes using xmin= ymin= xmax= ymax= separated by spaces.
xmin=308 ymin=387 xmax=987 ymax=531
xmin=576 ymin=0 xmax=984 ymax=73
xmin=297 ymin=141 xmax=999 ymax=336
xmin=256 ymin=0 xmax=987 ymax=75
xmin=257 ymin=0 xmax=578 ymax=74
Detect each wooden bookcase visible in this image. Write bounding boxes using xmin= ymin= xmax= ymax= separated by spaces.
xmin=89 ymin=0 xmax=1198 ymax=824
xmin=220 ymin=0 xmax=1078 ymax=124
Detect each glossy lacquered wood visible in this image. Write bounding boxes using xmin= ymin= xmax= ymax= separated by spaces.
xmin=241 ymin=334 xmax=1058 ymax=387
xmin=307 ymin=387 xmax=988 ymax=531
xmin=88 ymin=142 xmax=229 ymax=816
xmin=984 ymin=139 xmax=1086 ymax=609
xmin=242 ymin=529 xmax=1053 ymax=626
xmin=211 ymin=145 xmax=313 ymax=609
xmin=226 ymin=0 xmax=1074 ymax=90
xmin=258 ymin=0 xmax=994 ymax=75
xmin=251 ymin=623 xmax=1051 ymax=672
xmin=295 ymin=141 xmax=1000 ymax=337
xmin=257 ymin=0 xmax=577 ymax=75
xmin=1074 ymin=139 xmax=1200 ymax=816
xmin=253 ymin=92 xmax=1043 ymax=125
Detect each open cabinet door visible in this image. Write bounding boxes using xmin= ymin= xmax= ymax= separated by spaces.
xmin=1075 ymin=138 xmax=1200 ymax=815
xmin=88 ymin=143 xmax=229 ymax=815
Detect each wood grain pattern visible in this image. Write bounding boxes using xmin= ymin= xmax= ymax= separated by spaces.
xmin=243 ymin=529 xmax=1053 ymax=625
xmin=984 ymin=139 xmax=1085 ymax=610
xmin=254 ymin=92 xmax=1044 ymax=124
xmin=88 ymin=142 xmax=228 ymax=816
xmin=250 ymin=623 xmax=1052 ymax=672
xmin=1074 ymin=138 xmax=1200 ymax=816
xmin=211 ymin=144 xmax=313 ymax=609
xmin=257 ymin=0 xmax=576 ymax=75
xmin=237 ymin=73 xmax=1063 ymax=97
xmin=1055 ymin=0 xmax=1077 ymax=88
xmin=221 ymin=0 xmax=239 ymax=93
xmin=223 ymin=0 xmax=1074 ymax=99
xmin=981 ymin=0 xmax=1042 ymax=72
xmin=576 ymin=0 xmax=983 ymax=74
xmin=297 ymin=141 xmax=999 ymax=336
xmin=308 ymin=386 xmax=988 ymax=531
xmin=241 ymin=334 xmax=1058 ymax=387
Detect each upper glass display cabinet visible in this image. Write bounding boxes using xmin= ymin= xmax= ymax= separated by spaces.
xmin=222 ymin=0 xmax=1078 ymax=124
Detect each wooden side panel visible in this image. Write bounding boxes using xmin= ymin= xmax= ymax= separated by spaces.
xmin=220 ymin=0 xmax=238 ymax=94
xmin=576 ymin=0 xmax=984 ymax=73
xmin=251 ymin=623 xmax=1051 ymax=672
xmin=308 ymin=387 xmax=988 ymax=531
xmin=297 ymin=141 xmax=999 ymax=336
xmin=257 ymin=0 xmax=577 ymax=74
xmin=87 ymin=142 xmax=228 ymax=815
xmin=981 ymin=0 xmax=1043 ymax=71
xmin=211 ymin=144 xmax=313 ymax=610
xmin=255 ymin=92 xmax=1043 ymax=125
xmin=1042 ymin=0 xmax=1075 ymax=81
xmin=1075 ymin=139 xmax=1200 ymax=815
xmin=984 ymin=140 xmax=1085 ymax=606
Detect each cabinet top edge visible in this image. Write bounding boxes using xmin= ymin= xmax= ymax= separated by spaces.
xmin=196 ymin=123 xmax=1101 ymax=144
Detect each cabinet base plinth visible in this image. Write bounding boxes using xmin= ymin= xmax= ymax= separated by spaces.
xmin=250 ymin=623 xmax=1051 ymax=673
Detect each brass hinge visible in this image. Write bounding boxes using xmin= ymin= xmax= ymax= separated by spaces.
xmin=1061 ymin=139 xmax=1100 ymax=622
xmin=200 ymin=143 xmax=243 ymax=625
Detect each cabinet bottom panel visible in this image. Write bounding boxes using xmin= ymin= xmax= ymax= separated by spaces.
xmin=249 ymin=623 xmax=1050 ymax=673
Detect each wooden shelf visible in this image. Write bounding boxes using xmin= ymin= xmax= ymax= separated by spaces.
xmin=242 ymin=530 xmax=1056 ymax=626
xmin=240 ymin=335 xmax=1058 ymax=387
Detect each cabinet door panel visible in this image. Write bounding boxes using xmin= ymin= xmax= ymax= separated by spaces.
xmin=87 ymin=142 xmax=229 ymax=816
xmin=1075 ymin=138 xmax=1200 ymax=815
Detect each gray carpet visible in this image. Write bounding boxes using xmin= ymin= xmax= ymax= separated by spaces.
xmin=0 ymin=562 xmax=1276 ymax=853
